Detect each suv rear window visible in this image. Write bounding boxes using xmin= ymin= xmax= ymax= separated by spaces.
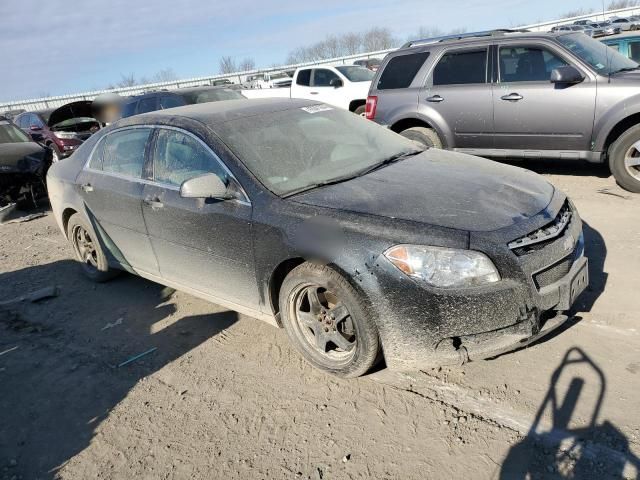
xmin=433 ymin=49 xmax=487 ymax=85
xmin=377 ymin=52 xmax=430 ymax=90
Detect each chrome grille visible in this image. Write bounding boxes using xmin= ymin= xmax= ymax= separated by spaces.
xmin=509 ymin=201 xmax=572 ymax=256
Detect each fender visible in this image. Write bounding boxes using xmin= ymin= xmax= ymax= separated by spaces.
xmin=592 ymin=92 xmax=640 ymax=152
xmin=387 ymin=108 xmax=453 ymax=149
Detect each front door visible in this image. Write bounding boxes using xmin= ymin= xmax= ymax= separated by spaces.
xmin=76 ymin=127 xmax=159 ymax=275
xmin=419 ymin=46 xmax=494 ymax=149
xmin=141 ymin=127 xmax=259 ymax=309
xmin=492 ymin=43 xmax=596 ymax=152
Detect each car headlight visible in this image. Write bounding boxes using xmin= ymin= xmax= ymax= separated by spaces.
xmin=383 ymin=245 xmax=500 ymax=288
xmin=53 ymin=131 xmax=77 ymax=139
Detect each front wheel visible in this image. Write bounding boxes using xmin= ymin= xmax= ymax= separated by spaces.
xmin=608 ymin=125 xmax=640 ymax=193
xmin=399 ymin=126 xmax=442 ymax=149
xmin=279 ymin=263 xmax=380 ymax=378
xmin=67 ymin=213 xmax=118 ymax=282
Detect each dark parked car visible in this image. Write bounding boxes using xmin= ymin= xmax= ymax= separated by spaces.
xmin=0 ymin=116 xmax=51 ymax=208
xmin=47 ymin=99 xmax=588 ymax=377
xmin=366 ymin=30 xmax=640 ymax=192
xmin=120 ymin=85 xmax=245 ymax=118
xmin=14 ymin=101 xmax=101 ymax=162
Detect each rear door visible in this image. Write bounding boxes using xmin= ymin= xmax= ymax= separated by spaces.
xmin=75 ymin=127 xmax=159 ymax=275
xmin=492 ymin=42 xmax=596 ymax=152
xmin=309 ymin=68 xmax=343 ymax=107
xmin=141 ymin=127 xmax=259 ymax=308
xmin=419 ymin=46 xmax=494 ymax=148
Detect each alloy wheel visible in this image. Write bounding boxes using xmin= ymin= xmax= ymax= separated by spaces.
xmin=72 ymin=224 xmax=99 ymax=273
xmin=623 ymin=141 xmax=640 ymax=181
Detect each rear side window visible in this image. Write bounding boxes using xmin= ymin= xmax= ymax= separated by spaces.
xmin=102 ymin=128 xmax=151 ymax=178
xmin=136 ymin=97 xmax=157 ymax=114
xmin=153 ymin=129 xmax=226 ymax=187
xmin=630 ymin=41 xmax=640 ymax=62
xmin=120 ymin=102 xmax=137 ymax=118
xmin=159 ymin=95 xmax=185 ymax=109
xmin=296 ymin=69 xmax=311 ymax=86
xmin=433 ymin=49 xmax=487 ymax=85
xmin=377 ymin=52 xmax=430 ymax=90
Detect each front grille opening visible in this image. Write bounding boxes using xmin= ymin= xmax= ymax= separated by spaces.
xmin=509 ymin=201 xmax=572 ymax=256
xmin=534 ymin=254 xmax=574 ymax=289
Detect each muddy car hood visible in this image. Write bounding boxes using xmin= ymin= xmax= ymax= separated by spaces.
xmin=0 ymin=142 xmax=47 ymax=173
xmin=292 ymin=150 xmax=554 ymax=232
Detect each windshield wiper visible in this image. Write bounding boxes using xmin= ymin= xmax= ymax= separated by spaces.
xmin=282 ymin=149 xmax=425 ymax=198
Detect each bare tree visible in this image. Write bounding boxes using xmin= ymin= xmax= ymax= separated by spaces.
xmin=238 ymin=58 xmax=256 ymax=72
xmin=608 ymin=0 xmax=640 ymax=9
xmin=324 ymin=35 xmax=341 ymax=58
xmin=340 ymin=32 xmax=362 ymax=55
xmin=361 ymin=27 xmax=397 ymax=52
xmin=219 ymin=56 xmax=237 ymax=74
xmin=152 ymin=68 xmax=178 ymax=83
xmin=116 ymin=73 xmax=137 ymax=88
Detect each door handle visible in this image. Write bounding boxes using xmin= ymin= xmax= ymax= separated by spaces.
xmin=501 ymin=93 xmax=523 ymax=101
xmin=80 ymin=183 xmax=93 ymax=193
xmin=426 ymin=95 xmax=444 ymax=103
xmin=143 ymin=197 xmax=164 ymax=210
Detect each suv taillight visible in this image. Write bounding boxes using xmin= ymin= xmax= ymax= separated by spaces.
xmin=365 ymin=95 xmax=377 ymax=120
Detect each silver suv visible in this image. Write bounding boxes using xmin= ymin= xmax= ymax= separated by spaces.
xmin=366 ymin=30 xmax=640 ymax=192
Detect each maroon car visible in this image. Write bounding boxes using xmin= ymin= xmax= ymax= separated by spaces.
xmin=14 ymin=101 xmax=100 ymax=162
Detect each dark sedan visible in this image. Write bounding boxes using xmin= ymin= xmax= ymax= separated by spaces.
xmin=47 ymin=99 xmax=588 ymax=377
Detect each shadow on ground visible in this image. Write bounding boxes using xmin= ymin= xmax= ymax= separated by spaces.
xmin=0 ymin=260 xmax=237 ymax=479
xmin=498 ymin=347 xmax=639 ymax=479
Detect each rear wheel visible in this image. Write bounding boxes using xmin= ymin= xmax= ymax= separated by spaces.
xmin=279 ymin=263 xmax=380 ymax=378
xmin=67 ymin=214 xmax=118 ymax=282
xmin=399 ymin=126 xmax=442 ymax=149
xmin=608 ymin=125 xmax=640 ymax=193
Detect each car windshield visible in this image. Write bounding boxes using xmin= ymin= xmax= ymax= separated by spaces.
xmin=557 ymin=32 xmax=638 ymax=74
xmin=0 ymin=121 xmax=31 ymax=144
xmin=214 ymin=106 xmax=421 ymax=196
xmin=182 ymin=88 xmax=245 ymax=104
xmin=335 ymin=66 xmax=375 ymax=82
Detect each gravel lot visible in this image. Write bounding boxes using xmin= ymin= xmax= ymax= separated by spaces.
xmin=1 ymin=159 xmax=639 ymax=480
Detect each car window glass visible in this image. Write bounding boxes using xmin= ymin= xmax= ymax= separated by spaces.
xmin=102 ymin=128 xmax=151 ymax=178
xmin=159 ymin=95 xmax=185 ymax=109
xmin=377 ymin=52 xmax=430 ymax=90
xmin=629 ymin=41 xmax=640 ymax=62
xmin=312 ymin=69 xmax=340 ymax=87
xmin=433 ymin=49 xmax=487 ymax=85
xmin=14 ymin=116 xmax=25 ymax=128
xmin=153 ymin=129 xmax=226 ymax=187
xmin=296 ymin=69 xmax=311 ymax=86
xmin=88 ymin=138 xmax=106 ymax=170
xmin=499 ymin=46 xmax=569 ymax=82
xmin=607 ymin=42 xmax=620 ymax=51
xmin=121 ymin=102 xmax=137 ymax=118
xmin=0 ymin=120 xmax=31 ymax=143
xmin=137 ymin=97 xmax=157 ymax=114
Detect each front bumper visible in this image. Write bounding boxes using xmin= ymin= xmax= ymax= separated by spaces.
xmin=360 ymin=194 xmax=589 ymax=371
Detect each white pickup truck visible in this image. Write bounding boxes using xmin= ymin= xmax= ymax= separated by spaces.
xmin=242 ymin=65 xmax=374 ymax=114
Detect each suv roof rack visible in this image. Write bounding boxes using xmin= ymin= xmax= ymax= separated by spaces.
xmin=401 ymin=29 xmax=530 ymax=49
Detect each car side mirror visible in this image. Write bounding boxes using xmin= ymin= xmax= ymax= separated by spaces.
xmin=180 ymin=173 xmax=233 ymax=200
xmin=330 ymin=78 xmax=343 ymax=88
xmin=550 ymin=66 xmax=585 ymax=84
xmin=29 ymin=125 xmax=42 ymax=131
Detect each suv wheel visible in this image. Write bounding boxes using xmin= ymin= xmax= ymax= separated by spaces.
xmin=399 ymin=126 xmax=442 ymax=149
xmin=608 ymin=125 xmax=640 ymax=193
xmin=279 ymin=262 xmax=381 ymax=378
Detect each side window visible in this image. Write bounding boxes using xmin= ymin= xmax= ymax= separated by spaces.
xmin=120 ymin=101 xmax=137 ymax=118
xmin=15 ymin=116 xmax=26 ymax=128
xmin=159 ymin=94 xmax=185 ymax=109
xmin=629 ymin=41 xmax=640 ymax=62
xmin=296 ymin=69 xmax=312 ymax=86
xmin=606 ymin=42 xmax=621 ymax=52
xmin=377 ymin=52 xmax=430 ymax=90
xmin=31 ymin=115 xmax=44 ymax=128
xmin=312 ymin=69 xmax=339 ymax=87
xmin=136 ymin=97 xmax=158 ymax=114
xmin=499 ymin=46 xmax=569 ymax=83
xmin=153 ymin=129 xmax=226 ymax=187
xmin=88 ymin=138 xmax=105 ymax=170
xmin=433 ymin=49 xmax=487 ymax=86
xmin=102 ymin=128 xmax=151 ymax=178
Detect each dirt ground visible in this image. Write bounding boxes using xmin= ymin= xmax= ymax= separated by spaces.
xmin=1 ymin=159 xmax=639 ymax=480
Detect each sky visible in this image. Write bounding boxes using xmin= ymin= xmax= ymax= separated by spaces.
xmin=0 ymin=0 xmax=609 ymax=102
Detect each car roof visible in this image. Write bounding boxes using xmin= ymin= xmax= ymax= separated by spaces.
xmin=124 ymin=85 xmax=240 ymax=102
xmin=398 ymin=30 xmax=567 ymax=51
xmin=115 ymin=98 xmax=321 ymax=127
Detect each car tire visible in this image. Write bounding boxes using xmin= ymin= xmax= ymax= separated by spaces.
xmin=279 ymin=262 xmax=381 ymax=378
xmin=67 ymin=213 xmax=118 ymax=282
xmin=608 ymin=125 xmax=640 ymax=193
xmin=353 ymin=105 xmax=366 ymax=116
xmin=399 ymin=126 xmax=443 ymax=149
xmin=47 ymin=143 xmax=61 ymax=163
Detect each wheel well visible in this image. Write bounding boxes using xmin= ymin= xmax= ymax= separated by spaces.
xmin=603 ymin=113 xmax=640 ymax=153
xmin=269 ymin=258 xmax=306 ymax=317
xmin=390 ymin=117 xmax=434 ymax=134
xmin=349 ymin=99 xmax=366 ymax=112
xmin=61 ymin=208 xmax=77 ymax=238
